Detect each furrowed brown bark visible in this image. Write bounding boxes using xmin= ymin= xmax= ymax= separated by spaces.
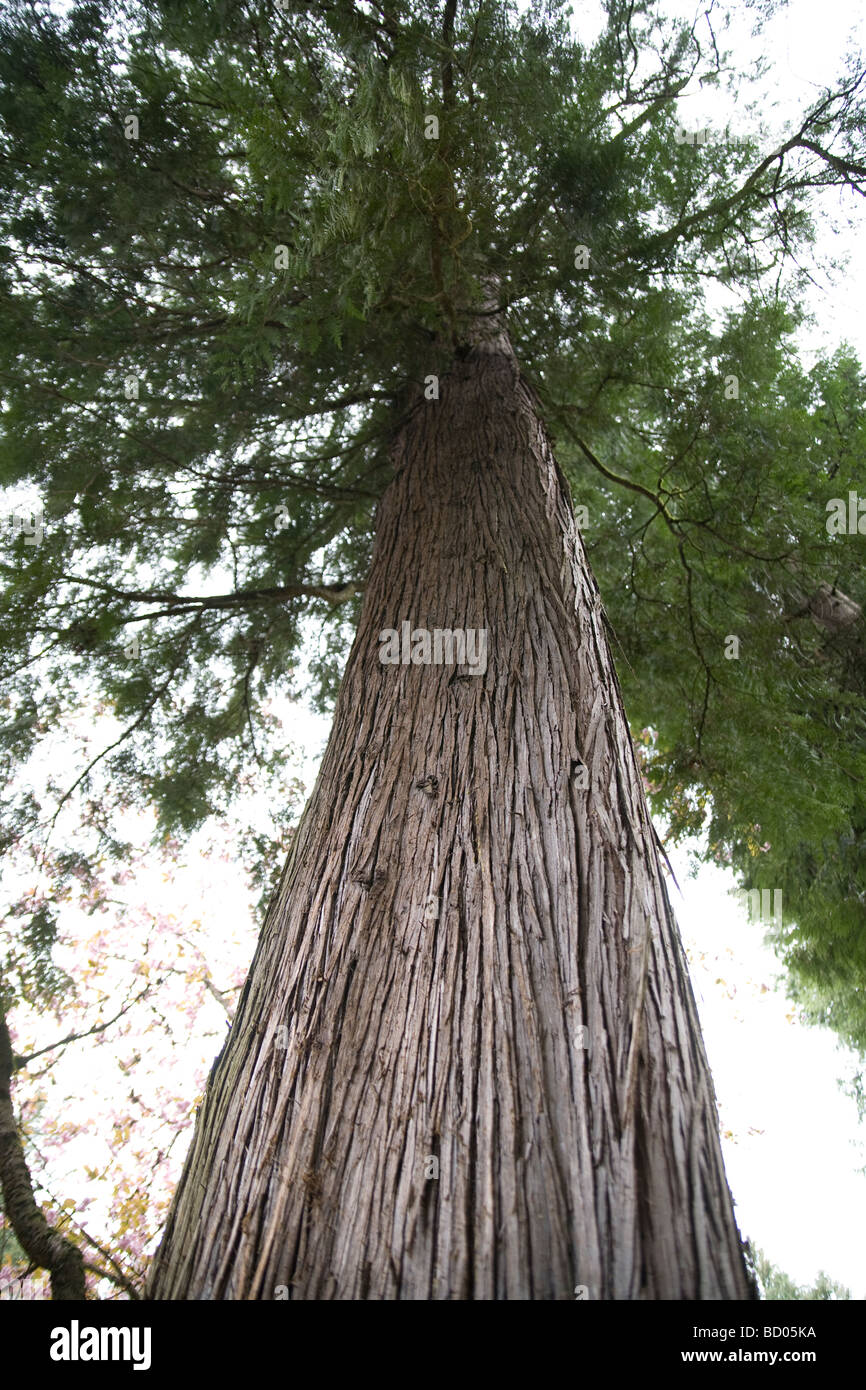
xmin=147 ymin=323 xmax=754 ymax=1300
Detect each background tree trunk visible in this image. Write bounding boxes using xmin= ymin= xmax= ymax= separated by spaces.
xmin=147 ymin=327 xmax=754 ymax=1300
xmin=0 ymin=1015 xmax=86 ymax=1299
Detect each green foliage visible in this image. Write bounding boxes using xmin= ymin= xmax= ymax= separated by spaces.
xmin=754 ymin=1248 xmax=852 ymax=1300
xmin=0 ymin=0 xmax=865 ymax=1066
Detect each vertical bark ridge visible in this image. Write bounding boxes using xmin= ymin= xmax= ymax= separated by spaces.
xmin=147 ymin=335 xmax=753 ymax=1301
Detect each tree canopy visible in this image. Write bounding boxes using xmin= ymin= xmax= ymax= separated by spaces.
xmin=753 ymin=1246 xmax=852 ymax=1300
xmin=1 ymin=0 xmax=865 ymax=1064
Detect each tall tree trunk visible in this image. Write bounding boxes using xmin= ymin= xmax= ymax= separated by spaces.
xmin=147 ymin=321 xmax=754 ymax=1301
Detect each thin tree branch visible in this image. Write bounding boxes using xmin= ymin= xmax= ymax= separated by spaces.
xmin=12 ymin=988 xmax=151 ymax=1072
xmin=59 ymin=574 xmax=362 ymax=619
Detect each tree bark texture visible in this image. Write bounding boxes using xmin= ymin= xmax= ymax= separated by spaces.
xmin=147 ymin=330 xmax=754 ymax=1300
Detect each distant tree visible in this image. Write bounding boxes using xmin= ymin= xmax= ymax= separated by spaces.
xmin=754 ymin=1248 xmax=852 ymax=1300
